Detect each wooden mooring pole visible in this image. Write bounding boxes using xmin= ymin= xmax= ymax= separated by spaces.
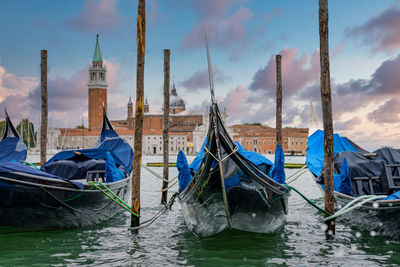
xmin=40 ymin=50 xmax=48 ymax=167
xmin=161 ymin=49 xmax=170 ymax=204
xmin=276 ymin=54 xmax=282 ymax=146
xmin=131 ymin=0 xmax=146 ymax=227
xmin=319 ymin=0 xmax=335 ymax=237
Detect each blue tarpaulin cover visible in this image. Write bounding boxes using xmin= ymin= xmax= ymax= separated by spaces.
xmin=333 ymin=158 xmax=352 ymax=195
xmin=0 ymin=162 xmax=83 ymax=189
xmin=42 ymin=113 xmax=133 ymax=183
xmin=0 ymin=137 xmax=27 ymax=163
xmin=189 ymin=138 xmax=274 ymax=173
xmin=43 ymin=129 xmax=133 ymax=178
xmin=177 ymin=138 xmax=284 ymax=192
xmin=105 ymin=151 xmax=124 ymax=183
xmin=177 ymin=150 xmax=192 ymax=192
xmin=270 ymin=144 xmax=286 ymax=184
xmin=0 ymin=111 xmax=27 ymax=163
xmin=306 ymin=129 xmax=359 ymax=177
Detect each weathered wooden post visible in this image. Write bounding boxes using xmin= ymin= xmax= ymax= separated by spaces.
xmin=319 ymin=0 xmax=335 ymax=236
xmin=131 ymin=0 xmax=146 ymax=227
xmin=276 ymin=54 xmax=282 ymax=146
xmin=40 ymin=50 xmax=48 ymax=166
xmin=161 ymin=49 xmax=170 ymax=204
xmin=82 ymin=117 xmax=84 ymax=149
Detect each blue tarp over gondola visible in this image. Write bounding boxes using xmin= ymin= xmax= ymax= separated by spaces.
xmin=306 ymin=129 xmax=362 ymax=177
xmin=0 ymin=110 xmax=27 ymax=163
xmin=177 ymin=137 xmax=286 ymax=192
xmin=306 ymin=130 xmax=400 ymax=199
xmin=42 ymin=112 xmax=133 ymax=182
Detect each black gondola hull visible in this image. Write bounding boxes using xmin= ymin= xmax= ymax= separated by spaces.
xmin=0 ymin=173 xmax=131 ymax=229
xmin=181 ymin=187 xmax=288 ymax=237
xmin=316 ymin=184 xmax=400 ymax=239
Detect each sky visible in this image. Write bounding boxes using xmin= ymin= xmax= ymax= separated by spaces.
xmin=0 ymin=0 xmax=400 ymax=151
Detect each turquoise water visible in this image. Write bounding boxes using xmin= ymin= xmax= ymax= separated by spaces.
xmin=0 ymin=156 xmax=399 ymax=266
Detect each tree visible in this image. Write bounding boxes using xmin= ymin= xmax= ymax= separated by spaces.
xmin=244 ymin=122 xmax=262 ymax=126
xmin=75 ymin=125 xmax=87 ymax=129
xmin=16 ymin=119 xmax=35 ymax=148
xmin=0 ymin=120 xmax=6 ymax=138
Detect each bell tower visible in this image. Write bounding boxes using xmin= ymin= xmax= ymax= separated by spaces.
xmin=88 ymin=34 xmax=107 ymax=130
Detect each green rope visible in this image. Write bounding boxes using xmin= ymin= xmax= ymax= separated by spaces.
xmin=322 ymin=195 xmax=387 ymax=222
xmin=21 ymin=160 xmax=40 ymax=170
xmin=285 ymin=184 xmax=332 ymax=216
xmin=89 ymin=181 xmax=140 ymax=218
xmin=141 ymin=164 xmax=178 ymax=183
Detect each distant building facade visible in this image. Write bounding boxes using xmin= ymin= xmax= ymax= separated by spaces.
xmin=231 ymin=125 xmax=308 ymax=155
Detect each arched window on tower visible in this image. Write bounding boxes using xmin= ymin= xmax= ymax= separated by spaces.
xmin=91 ymin=72 xmax=96 ymax=80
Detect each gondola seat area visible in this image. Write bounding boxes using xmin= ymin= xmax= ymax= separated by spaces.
xmin=41 ymin=149 xmax=126 ymax=183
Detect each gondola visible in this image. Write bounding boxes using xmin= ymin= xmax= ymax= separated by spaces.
xmin=0 ymin=110 xmax=133 ymax=229
xmin=306 ymin=129 xmax=400 ymax=238
xmin=176 ymin=37 xmax=291 ymax=237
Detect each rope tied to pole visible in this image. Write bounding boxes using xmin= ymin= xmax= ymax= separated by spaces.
xmin=129 ymin=191 xmax=179 ymax=231
xmin=141 ymin=164 xmax=178 ymax=183
xmin=89 ymin=181 xmax=140 ymax=218
xmin=286 ymin=184 xmax=389 ymax=221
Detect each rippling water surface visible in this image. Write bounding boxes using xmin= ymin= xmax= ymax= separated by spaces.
xmin=1 ymin=156 xmax=399 ymax=266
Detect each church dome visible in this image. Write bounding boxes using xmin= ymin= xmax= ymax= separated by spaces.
xmin=170 ymin=84 xmax=185 ymax=108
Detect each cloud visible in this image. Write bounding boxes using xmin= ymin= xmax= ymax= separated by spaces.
xmin=0 ymin=57 xmax=125 ymax=128
xmin=249 ymin=47 xmax=320 ymax=98
xmin=346 ymin=3 xmax=400 ymax=52
xmin=334 ymin=117 xmax=362 ymax=130
xmin=180 ymin=65 xmax=229 ymax=92
xmin=0 ymin=64 xmax=38 ymax=120
xmin=181 ymin=3 xmax=252 ymax=50
xmin=180 ymin=0 xmax=284 ymax=61
xmin=0 ymin=65 xmax=37 ymax=98
xmin=218 ymin=86 xmax=250 ymax=123
xmin=330 ymin=53 xmax=400 ymax=118
xmin=64 ymin=0 xmax=126 ymax=33
xmin=367 ymin=97 xmax=400 ymax=123
xmin=28 ymin=64 xmax=89 ymax=115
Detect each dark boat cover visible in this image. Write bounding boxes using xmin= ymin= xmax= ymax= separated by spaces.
xmin=306 ymin=130 xmax=400 ymax=199
xmin=0 ymin=111 xmax=27 ymax=163
xmin=42 ymin=112 xmax=133 ymax=182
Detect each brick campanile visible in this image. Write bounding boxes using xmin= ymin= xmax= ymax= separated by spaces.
xmin=88 ymin=34 xmax=107 ymax=130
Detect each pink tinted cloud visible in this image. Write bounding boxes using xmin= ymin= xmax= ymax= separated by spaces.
xmin=334 ymin=117 xmax=362 ymax=131
xmin=331 ymin=53 xmax=400 ymax=118
xmin=180 ymin=0 xmax=252 ymax=51
xmin=180 ymin=65 xmax=229 ymax=92
xmin=0 ymin=65 xmax=38 ymax=120
xmin=64 ymin=0 xmax=125 ymax=33
xmin=218 ymin=85 xmax=252 ymax=124
xmin=28 ymin=65 xmax=89 ymax=114
xmin=249 ymin=47 xmax=320 ymax=97
xmin=346 ymin=3 xmax=400 ymax=52
xmin=367 ymin=97 xmax=400 ymax=123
